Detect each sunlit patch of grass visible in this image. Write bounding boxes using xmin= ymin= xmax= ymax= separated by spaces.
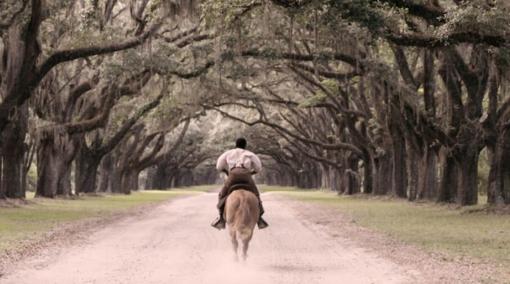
xmin=278 ymin=190 xmax=510 ymax=266
xmin=0 ymin=189 xmax=201 ymax=253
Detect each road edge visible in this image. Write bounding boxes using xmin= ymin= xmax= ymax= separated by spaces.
xmin=0 ymin=193 xmax=200 ymax=277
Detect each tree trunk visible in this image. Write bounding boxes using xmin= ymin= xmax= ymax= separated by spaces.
xmin=180 ymin=170 xmax=191 ymax=187
xmin=362 ymin=154 xmax=374 ymax=194
xmin=145 ymin=167 xmax=156 ymax=189
xmin=457 ymin=145 xmax=480 ymax=205
xmin=344 ymin=156 xmax=360 ymax=195
xmin=388 ymin=94 xmax=407 ymax=198
xmin=120 ymin=169 xmax=139 ymax=193
xmin=169 ymin=173 xmax=177 ymax=188
xmin=20 ymin=162 xmax=27 ymax=198
xmin=374 ymin=153 xmax=392 ymax=195
xmin=173 ymin=174 xmax=182 ymax=187
xmin=35 ymin=132 xmax=76 ymax=198
xmin=98 ymin=154 xmax=113 ymax=193
xmin=167 ymin=171 xmax=178 ymax=188
xmin=407 ymin=145 xmax=419 ymax=201
xmin=437 ymin=150 xmax=458 ymax=203
xmin=2 ymin=130 xmax=25 ymax=198
xmin=110 ymin=164 xmax=123 ymax=193
xmin=391 ymin=132 xmax=407 ymax=198
xmin=0 ymin=7 xmax=40 ymax=199
xmin=36 ymin=139 xmax=59 ymax=198
xmin=417 ymin=147 xmax=438 ymax=200
xmin=487 ymin=129 xmax=510 ymax=205
xmin=2 ymin=148 xmax=24 ymax=198
xmin=0 ymin=3 xmax=42 ymax=133
xmin=320 ymin=164 xmax=330 ymax=189
xmin=133 ymin=171 xmax=141 ymax=191
xmin=153 ymin=164 xmax=170 ymax=189
xmin=56 ymin=164 xmax=72 ymax=196
xmin=1 ymin=105 xmax=28 ymax=198
xmin=330 ymin=168 xmax=341 ymax=193
xmin=0 ymin=156 xmax=4 ymax=199
xmin=75 ymin=146 xmax=101 ymax=194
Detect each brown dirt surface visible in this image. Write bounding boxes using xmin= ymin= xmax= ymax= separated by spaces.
xmin=279 ymin=194 xmax=505 ymax=283
xmin=1 ymin=192 xmax=501 ymax=283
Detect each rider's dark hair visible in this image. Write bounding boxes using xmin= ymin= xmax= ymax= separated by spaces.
xmin=235 ymin=137 xmax=247 ymax=149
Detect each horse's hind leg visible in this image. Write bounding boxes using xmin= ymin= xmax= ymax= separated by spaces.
xmin=242 ymin=239 xmax=250 ymax=261
xmin=229 ymin=229 xmax=239 ymax=261
xmin=241 ymin=232 xmax=253 ymax=261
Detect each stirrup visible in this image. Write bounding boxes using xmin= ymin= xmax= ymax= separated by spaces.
xmin=257 ymin=218 xmax=269 ymax=229
xmin=211 ymin=217 xmax=226 ymax=230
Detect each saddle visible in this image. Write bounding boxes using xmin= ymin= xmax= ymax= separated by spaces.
xmin=218 ymin=182 xmax=258 ymax=209
xmin=228 ymin=183 xmax=253 ymax=193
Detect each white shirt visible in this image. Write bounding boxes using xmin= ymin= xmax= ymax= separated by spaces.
xmin=216 ymin=148 xmax=262 ymax=174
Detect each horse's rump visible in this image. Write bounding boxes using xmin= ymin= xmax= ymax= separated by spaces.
xmin=225 ymin=189 xmax=259 ymax=260
xmin=225 ymin=189 xmax=259 ymax=229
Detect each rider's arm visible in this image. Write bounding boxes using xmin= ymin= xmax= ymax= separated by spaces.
xmin=216 ymin=151 xmax=228 ymax=173
xmin=251 ymin=153 xmax=262 ymax=174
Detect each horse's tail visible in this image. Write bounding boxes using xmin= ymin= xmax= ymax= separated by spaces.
xmin=226 ymin=190 xmax=259 ymax=259
xmin=238 ymin=197 xmax=254 ymax=241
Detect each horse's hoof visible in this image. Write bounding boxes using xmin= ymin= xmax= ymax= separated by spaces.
xmin=257 ymin=218 xmax=269 ymax=229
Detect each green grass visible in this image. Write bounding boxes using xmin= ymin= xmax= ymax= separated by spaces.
xmin=259 ymin=185 xmax=306 ymax=192
xmin=168 ymin=184 xmax=220 ymax=192
xmin=0 ymin=189 xmax=204 ymax=253
xmin=268 ymin=187 xmax=510 ymax=266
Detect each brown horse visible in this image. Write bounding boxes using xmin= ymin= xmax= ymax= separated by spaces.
xmin=225 ymin=189 xmax=260 ymax=261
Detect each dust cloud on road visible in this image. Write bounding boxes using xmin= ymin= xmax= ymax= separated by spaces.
xmin=2 ymin=192 xmax=414 ymax=284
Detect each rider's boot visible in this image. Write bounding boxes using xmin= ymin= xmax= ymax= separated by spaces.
xmin=211 ymin=206 xmax=226 ymax=230
xmin=257 ymin=201 xmax=269 ymax=229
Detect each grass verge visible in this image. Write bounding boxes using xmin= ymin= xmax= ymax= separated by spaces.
xmin=0 ymin=189 xmax=206 ymax=254
xmin=170 ymin=184 xmax=220 ymax=192
xmin=268 ymin=187 xmax=510 ymax=268
xmin=259 ymin=185 xmax=305 ymax=192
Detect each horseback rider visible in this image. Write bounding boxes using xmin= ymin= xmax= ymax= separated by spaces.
xmin=211 ymin=138 xmax=269 ymax=230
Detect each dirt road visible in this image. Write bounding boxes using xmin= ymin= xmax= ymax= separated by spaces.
xmin=2 ymin=192 xmax=416 ymax=284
